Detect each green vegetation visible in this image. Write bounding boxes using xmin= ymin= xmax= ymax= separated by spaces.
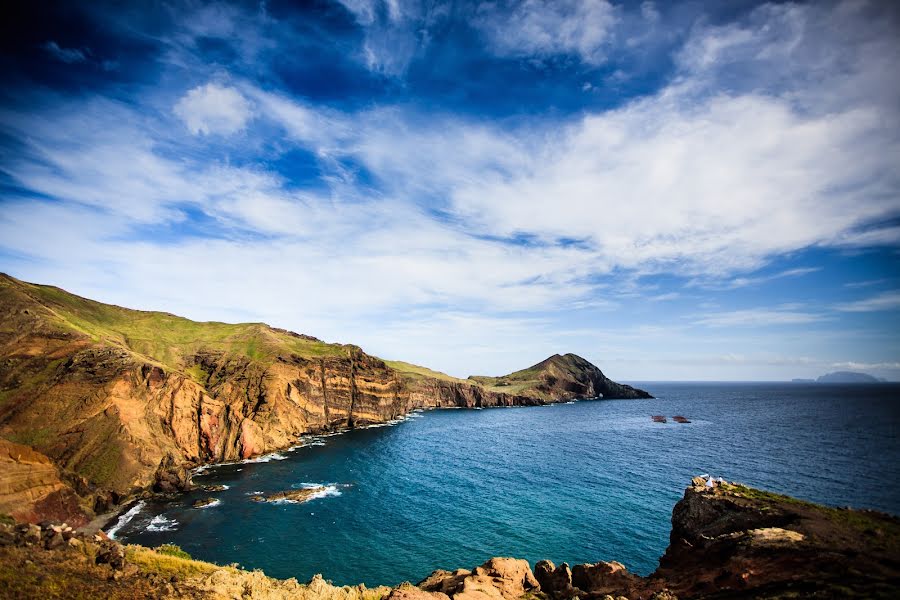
xmin=7 ymin=276 xmax=347 ymax=373
xmin=723 ymin=483 xmax=900 ymax=537
xmin=125 ymin=545 xmax=231 ymax=578
xmin=470 ymin=362 xmax=546 ymax=396
xmin=721 ymin=483 xmax=814 ymax=507
xmin=384 ymin=360 xmax=470 ymax=384
xmin=0 ymin=514 xmax=15 ymax=526
xmin=6 ymin=427 xmax=54 ymax=448
xmin=155 ymin=544 xmax=192 ymax=560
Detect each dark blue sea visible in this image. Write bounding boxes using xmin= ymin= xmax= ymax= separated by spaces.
xmin=110 ymin=383 xmax=900 ymax=586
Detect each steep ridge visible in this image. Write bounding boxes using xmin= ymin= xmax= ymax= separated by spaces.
xmin=469 ymin=353 xmax=651 ymax=401
xmin=0 ymin=479 xmax=895 ymax=599
xmin=0 ymin=274 xmax=650 ymax=521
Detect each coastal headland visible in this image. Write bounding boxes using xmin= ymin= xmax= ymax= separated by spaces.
xmin=0 ymin=273 xmax=649 ymax=527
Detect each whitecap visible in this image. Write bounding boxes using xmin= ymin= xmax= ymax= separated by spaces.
xmin=242 ymin=452 xmax=287 ymax=464
xmin=106 ymin=501 xmax=146 ymax=540
xmin=146 ymin=514 xmax=179 ymax=532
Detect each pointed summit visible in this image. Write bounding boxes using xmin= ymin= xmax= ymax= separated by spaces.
xmin=469 ymin=353 xmax=652 ymax=401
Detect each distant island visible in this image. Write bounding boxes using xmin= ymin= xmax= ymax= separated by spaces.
xmin=793 ymin=371 xmax=886 ymax=383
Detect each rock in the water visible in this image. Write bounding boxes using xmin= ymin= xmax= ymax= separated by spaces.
xmin=192 ymin=497 xmax=218 ymax=509
xmin=257 ymin=487 xmax=326 ymax=503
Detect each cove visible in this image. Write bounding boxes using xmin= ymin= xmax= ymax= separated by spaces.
xmin=112 ymin=382 xmax=900 ymax=587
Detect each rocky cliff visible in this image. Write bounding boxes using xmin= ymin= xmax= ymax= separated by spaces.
xmin=469 ymin=353 xmax=651 ymax=401
xmin=1 ymin=479 xmax=895 ymax=599
xmin=0 ymin=274 xmax=649 ymax=523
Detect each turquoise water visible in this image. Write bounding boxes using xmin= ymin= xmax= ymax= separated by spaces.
xmin=112 ymin=383 xmax=900 ymax=586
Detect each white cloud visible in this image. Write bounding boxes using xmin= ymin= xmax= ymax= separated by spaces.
xmin=694 ymin=308 xmax=827 ymax=328
xmin=174 ymin=83 xmax=253 ymax=136
xmin=475 ymin=0 xmax=619 ymax=64
xmin=836 ymin=291 xmax=900 ymax=313
xmin=42 ymin=41 xmax=87 ymax=64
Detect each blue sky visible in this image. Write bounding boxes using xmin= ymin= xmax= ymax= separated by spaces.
xmin=1 ymin=0 xmax=898 ymax=381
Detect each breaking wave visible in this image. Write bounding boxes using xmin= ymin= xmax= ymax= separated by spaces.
xmin=106 ymin=501 xmax=145 ymax=540
xmin=146 ymin=514 xmax=179 ymax=532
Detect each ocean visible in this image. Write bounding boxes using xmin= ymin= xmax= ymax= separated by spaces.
xmin=111 ymin=382 xmax=900 ymax=586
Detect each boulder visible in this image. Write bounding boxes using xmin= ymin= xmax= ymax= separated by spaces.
xmin=387 ymin=583 xmax=451 ymax=600
xmin=534 ymin=560 xmax=574 ymax=597
xmin=419 ymin=569 xmax=471 ymax=595
xmin=95 ymin=541 xmax=126 ymax=569
xmin=419 ymin=558 xmax=539 ymax=600
xmin=571 ymin=561 xmax=640 ymax=597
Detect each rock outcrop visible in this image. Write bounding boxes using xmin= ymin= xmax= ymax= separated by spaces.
xmin=254 ymin=487 xmax=327 ymax=503
xmin=0 ymin=273 xmax=650 ymax=523
xmin=650 ymin=478 xmax=900 ymax=598
xmin=0 ymin=438 xmax=91 ymax=527
xmin=419 ymin=557 xmax=540 ymax=600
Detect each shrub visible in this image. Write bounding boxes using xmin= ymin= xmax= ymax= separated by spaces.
xmin=156 ymin=544 xmax=192 ymax=560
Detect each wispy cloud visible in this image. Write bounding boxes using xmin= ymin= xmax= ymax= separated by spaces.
xmin=844 ymin=279 xmax=888 ymax=289
xmin=694 ymin=307 xmax=827 ymax=328
xmin=836 ymin=291 xmax=900 ymax=313
xmin=474 ymin=0 xmax=619 ymax=65
xmin=41 ymin=41 xmax=87 ymax=64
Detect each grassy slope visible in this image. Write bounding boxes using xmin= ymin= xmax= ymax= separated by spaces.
xmin=4 ymin=274 xmax=563 ymax=396
xmin=5 ymin=274 xmax=492 ymax=389
xmin=468 ymin=361 xmax=548 ymax=396
xmin=382 ymin=360 xmax=470 ymax=384
xmin=8 ymin=276 xmax=348 ymax=373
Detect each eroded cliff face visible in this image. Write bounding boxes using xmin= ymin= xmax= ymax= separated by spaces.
xmin=0 ymin=296 xmax=542 ymax=510
xmin=0 ymin=439 xmax=91 ymax=526
xmin=0 ymin=273 xmax=649 ymax=522
xmin=406 ymin=378 xmax=542 ymax=409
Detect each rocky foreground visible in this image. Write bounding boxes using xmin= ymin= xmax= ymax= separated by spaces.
xmin=1 ymin=478 xmax=897 ymax=599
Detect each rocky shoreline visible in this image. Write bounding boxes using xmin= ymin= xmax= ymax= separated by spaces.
xmin=1 ymin=478 xmax=896 ymax=599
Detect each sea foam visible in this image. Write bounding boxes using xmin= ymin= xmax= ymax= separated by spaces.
xmin=146 ymin=514 xmax=179 ymax=532
xmin=106 ymin=501 xmax=146 ymax=540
